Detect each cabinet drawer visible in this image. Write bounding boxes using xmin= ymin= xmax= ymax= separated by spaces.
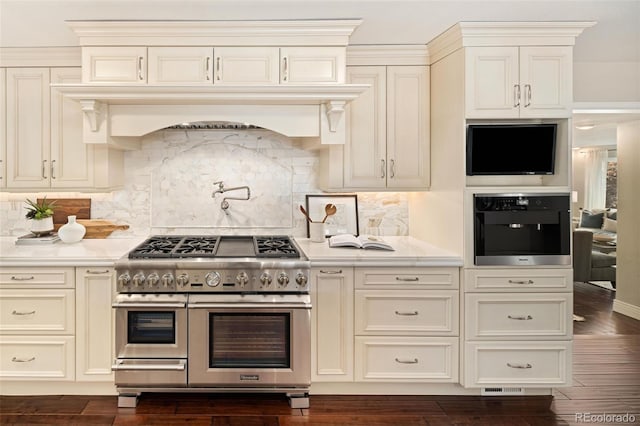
xmin=465 ymin=293 xmax=572 ymax=340
xmin=355 ymin=336 xmax=458 ymax=382
xmin=0 ymin=290 xmax=75 ymax=334
xmin=464 ymin=269 xmax=572 ymax=292
xmin=356 ymin=268 xmax=459 ymax=289
xmin=0 ymin=336 xmax=75 ymax=380
xmin=355 ymin=290 xmax=458 ymax=335
xmin=464 ymin=341 xmax=571 ymax=387
xmin=0 ymin=268 xmax=75 ymax=289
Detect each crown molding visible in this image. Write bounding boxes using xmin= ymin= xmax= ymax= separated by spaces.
xmin=0 ymin=47 xmax=81 ymax=67
xmin=346 ymin=45 xmax=429 ymax=66
xmin=428 ymin=21 xmax=596 ymax=64
xmin=66 ymin=19 xmax=363 ymax=46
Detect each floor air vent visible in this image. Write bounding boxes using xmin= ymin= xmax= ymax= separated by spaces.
xmin=481 ymin=387 xmax=524 ymax=396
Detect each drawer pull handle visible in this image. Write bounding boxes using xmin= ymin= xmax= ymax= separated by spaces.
xmin=508 ymin=279 xmax=534 ymax=285
xmin=11 ymin=356 xmax=35 ymax=363
xmin=86 ymin=269 xmax=110 ymax=275
xmin=508 ymin=315 xmax=533 ymax=320
xmin=320 ymin=270 xmax=342 ymax=274
xmin=395 ymin=358 xmax=418 ymax=364
xmin=11 ymin=276 xmax=35 ymax=281
xmin=507 ymin=362 xmax=532 ymax=369
xmin=12 ymin=310 xmax=36 ymax=316
xmin=396 ymin=277 xmax=419 ymax=282
xmin=395 ymin=310 xmax=419 ymax=316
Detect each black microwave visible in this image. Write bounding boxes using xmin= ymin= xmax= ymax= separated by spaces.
xmin=466 ymin=124 xmax=557 ymax=176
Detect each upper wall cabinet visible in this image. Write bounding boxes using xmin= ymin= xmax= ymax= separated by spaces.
xmin=0 ymin=68 xmax=6 ymax=189
xmin=4 ymin=67 xmax=123 ymax=191
xmin=465 ymin=46 xmax=573 ymax=119
xmin=82 ymin=47 xmax=147 ymax=84
xmin=82 ymin=46 xmax=344 ymax=85
xmin=334 ymin=65 xmax=429 ymax=190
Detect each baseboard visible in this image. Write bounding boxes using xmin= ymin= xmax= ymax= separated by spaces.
xmin=613 ymin=299 xmax=640 ymax=320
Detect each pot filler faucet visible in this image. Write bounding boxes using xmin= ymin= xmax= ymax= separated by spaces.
xmin=212 ymin=181 xmax=251 ymax=213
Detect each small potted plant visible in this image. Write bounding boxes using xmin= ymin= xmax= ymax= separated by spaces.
xmin=24 ymin=197 xmax=56 ymax=236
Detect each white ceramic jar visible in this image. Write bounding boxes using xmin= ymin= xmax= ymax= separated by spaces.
xmin=30 ymin=216 xmax=54 ymax=236
xmin=58 ymin=215 xmax=86 ymax=243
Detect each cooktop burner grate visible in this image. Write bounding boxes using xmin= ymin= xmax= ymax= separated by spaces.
xmin=128 ymin=235 xmax=300 ymax=259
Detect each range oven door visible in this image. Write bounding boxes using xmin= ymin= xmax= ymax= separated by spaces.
xmin=187 ymin=293 xmax=311 ymax=388
xmin=113 ymin=293 xmax=188 ymax=359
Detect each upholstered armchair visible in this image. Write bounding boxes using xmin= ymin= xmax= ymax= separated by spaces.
xmin=573 ymin=230 xmax=616 ymax=288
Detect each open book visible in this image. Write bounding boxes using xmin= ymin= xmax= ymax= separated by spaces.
xmin=328 ymin=234 xmax=394 ymax=251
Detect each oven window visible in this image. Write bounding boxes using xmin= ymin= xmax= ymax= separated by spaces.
xmin=209 ymin=313 xmax=290 ymax=368
xmin=127 ymin=311 xmax=175 ymax=344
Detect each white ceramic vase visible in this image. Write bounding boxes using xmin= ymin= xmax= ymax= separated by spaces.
xmin=30 ymin=216 xmax=54 ymax=236
xmin=58 ymin=215 xmax=86 ymax=243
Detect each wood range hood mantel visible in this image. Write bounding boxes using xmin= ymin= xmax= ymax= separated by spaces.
xmin=59 ymin=19 xmax=367 ymax=150
xmin=52 ymin=84 xmax=370 ymax=150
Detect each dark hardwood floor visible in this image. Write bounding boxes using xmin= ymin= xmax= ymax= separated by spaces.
xmin=2 ymin=281 xmax=639 ymax=426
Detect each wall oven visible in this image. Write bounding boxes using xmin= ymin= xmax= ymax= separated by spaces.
xmin=473 ymin=193 xmax=571 ymax=266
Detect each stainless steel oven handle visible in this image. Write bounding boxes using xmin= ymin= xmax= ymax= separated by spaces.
xmin=111 ymin=302 xmax=186 ymax=308
xmin=188 ymin=302 xmax=311 ymax=309
xmin=112 ymin=363 xmax=186 ymax=371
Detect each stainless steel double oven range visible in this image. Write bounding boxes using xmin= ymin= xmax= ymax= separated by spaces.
xmin=113 ymin=235 xmax=311 ymax=408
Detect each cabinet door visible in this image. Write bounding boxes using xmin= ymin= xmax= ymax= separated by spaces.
xmin=343 ymin=66 xmax=387 ymax=189
xmin=148 ymin=47 xmax=213 ymax=85
xmin=519 ymin=46 xmax=572 ymax=118
xmin=75 ymin=268 xmax=116 ymax=381
xmin=214 ymin=47 xmax=279 ymax=85
xmin=465 ymin=47 xmax=520 ymax=118
xmin=280 ymin=47 xmax=345 ymax=84
xmin=311 ymin=267 xmax=354 ymax=382
xmin=386 ymin=66 xmax=430 ymax=189
xmin=6 ymin=68 xmax=50 ymax=188
xmin=0 ymin=68 xmax=5 ymax=188
xmin=82 ymin=46 xmax=147 ymax=84
xmin=50 ymin=68 xmax=94 ymax=188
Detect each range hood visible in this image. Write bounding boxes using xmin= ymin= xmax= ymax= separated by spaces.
xmin=54 ymin=19 xmax=368 ymax=150
xmin=53 ymin=83 xmax=368 ymax=149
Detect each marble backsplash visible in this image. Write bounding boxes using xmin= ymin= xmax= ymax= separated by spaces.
xmin=0 ymin=129 xmax=409 ymax=238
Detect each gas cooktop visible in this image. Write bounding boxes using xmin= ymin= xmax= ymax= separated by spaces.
xmin=128 ymin=235 xmax=301 ymax=259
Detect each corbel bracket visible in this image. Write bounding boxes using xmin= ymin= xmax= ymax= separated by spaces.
xmin=325 ymin=100 xmax=346 ymax=132
xmin=79 ymin=100 xmax=104 ymax=132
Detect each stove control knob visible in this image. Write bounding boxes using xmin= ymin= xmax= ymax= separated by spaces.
xmin=146 ymin=273 xmax=160 ymax=288
xmin=236 ymin=272 xmax=249 ymax=287
xmin=161 ymin=273 xmax=174 ymax=288
xmin=132 ymin=273 xmax=145 ymax=287
xmin=176 ymin=273 xmax=189 ymax=287
xmin=117 ymin=273 xmax=131 ymax=288
xmin=295 ymin=273 xmax=308 ymax=287
xmin=205 ymin=272 xmax=221 ymax=287
xmin=259 ymin=272 xmax=272 ymax=287
xmin=277 ymin=272 xmax=289 ymax=287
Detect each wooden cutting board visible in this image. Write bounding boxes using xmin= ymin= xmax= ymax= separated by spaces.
xmin=38 ymin=198 xmax=91 ymax=230
xmin=76 ymin=219 xmax=130 ymax=239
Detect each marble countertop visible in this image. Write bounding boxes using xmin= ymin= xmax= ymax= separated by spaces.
xmin=296 ymin=236 xmax=463 ymax=267
xmin=0 ymin=236 xmax=145 ymax=267
xmin=0 ymin=236 xmax=462 ymax=268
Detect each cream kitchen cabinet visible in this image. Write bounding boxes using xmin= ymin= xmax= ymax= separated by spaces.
xmin=340 ymin=65 xmax=429 ymax=190
xmin=280 ymin=47 xmax=345 ymax=84
xmin=354 ymin=267 xmax=459 ymax=383
xmin=310 ymin=267 xmax=354 ymax=382
xmin=75 ymin=267 xmax=116 ymax=382
xmin=5 ymin=67 xmax=123 ymax=191
xmin=82 ymin=46 xmax=147 ymax=84
xmin=462 ymin=268 xmax=573 ymax=388
xmin=0 ymin=267 xmax=76 ymax=381
xmin=214 ymin=47 xmax=280 ymax=85
xmin=465 ymin=46 xmax=572 ymax=119
xmin=148 ymin=47 xmax=214 ymax=85
xmin=0 ymin=68 xmax=6 ymax=188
